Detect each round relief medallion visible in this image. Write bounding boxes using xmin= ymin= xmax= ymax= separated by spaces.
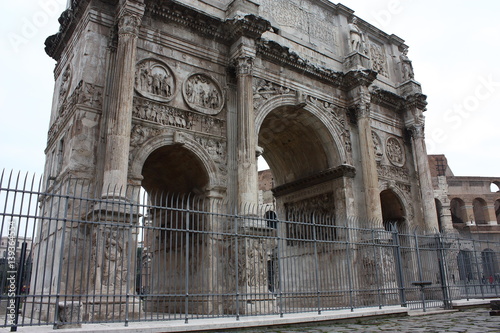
xmin=183 ymin=73 xmax=224 ymax=115
xmin=386 ymin=137 xmax=405 ymax=167
xmin=135 ymin=59 xmax=175 ymax=102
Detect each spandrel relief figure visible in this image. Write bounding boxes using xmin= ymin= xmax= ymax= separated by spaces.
xmin=400 ymin=48 xmax=414 ymax=81
xmin=183 ymin=73 xmax=224 ymax=115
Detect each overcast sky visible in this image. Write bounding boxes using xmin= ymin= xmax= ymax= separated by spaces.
xmin=0 ymin=0 xmax=499 ymax=178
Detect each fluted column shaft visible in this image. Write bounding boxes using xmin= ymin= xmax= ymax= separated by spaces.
xmin=235 ymin=56 xmax=259 ymax=210
xmin=408 ymin=124 xmax=439 ymax=231
xmin=102 ymin=2 xmax=144 ymax=197
xmin=356 ymin=97 xmax=383 ymax=225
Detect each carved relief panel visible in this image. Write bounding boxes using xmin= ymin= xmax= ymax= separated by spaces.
xmin=372 ymin=132 xmax=383 ymax=162
xmin=135 ymin=59 xmax=176 ymax=103
xmin=183 ymin=73 xmax=224 ymax=115
xmin=368 ymin=42 xmax=388 ymax=78
xmin=386 ymin=136 xmax=405 ymax=167
xmin=57 ymin=64 xmax=72 ymax=113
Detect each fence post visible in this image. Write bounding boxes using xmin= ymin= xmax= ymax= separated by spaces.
xmin=345 ymin=224 xmax=354 ymax=312
xmin=276 ymin=217 xmax=284 ymax=318
xmin=371 ymin=229 xmax=382 ymax=309
xmin=184 ymin=197 xmax=190 ymax=324
xmin=311 ymin=214 xmax=321 ymax=315
xmin=392 ymin=225 xmax=406 ymax=307
xmin=435 ymin=233 xmax=451 ymax=309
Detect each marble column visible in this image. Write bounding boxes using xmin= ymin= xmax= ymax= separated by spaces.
xmin=356 ymin=92 xmax=383 ymax=226
xmin=234 ymin=55 xmax=259 ymax=211
xmin=102 ymin=1 xmax=145 ymax=198
xmin=407 ymin=122 xmax=439 ymax=231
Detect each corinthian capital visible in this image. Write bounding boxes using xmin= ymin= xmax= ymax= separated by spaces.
xmin=118 ymin=13 xmax=142 ymax=36
xmin=234 ymin=56 xmax=254 ymax=76
xmin=407 ymin=124 xmax=425 ymax=139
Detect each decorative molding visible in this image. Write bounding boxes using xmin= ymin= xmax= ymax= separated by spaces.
xmin=370 ymin=86 xmax=405 ymax=110
xmin=148 ymin=1 xmax=226 ymax=40
xmin=342 ymin=69 xmax=378 ymax=90
xmin=225 ymin=14 xmax=272 ymax=42
xmin=257 ymin=39 xmax=343 ymax=86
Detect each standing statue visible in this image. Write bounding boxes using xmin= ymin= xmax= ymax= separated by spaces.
xmin=349 ymin=17 xmax=365 ymax=53
xmin=400 ymin=48 xmax=415 ymax=81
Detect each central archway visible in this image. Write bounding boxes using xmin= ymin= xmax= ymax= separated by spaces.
xmin=142 ymin=145 xmax=209 ymax=197
xmin=140 ymin=144 xmax=213 ymax=314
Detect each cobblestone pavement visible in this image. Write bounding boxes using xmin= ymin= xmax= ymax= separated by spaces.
xmin=239 ymin=308 xmax=500 ymax=333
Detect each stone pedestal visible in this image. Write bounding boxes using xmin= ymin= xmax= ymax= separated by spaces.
xmin=344 ymin=51 xmax=370 ymax=71
xmin=56 ymin=301 xmax=82 ymax=329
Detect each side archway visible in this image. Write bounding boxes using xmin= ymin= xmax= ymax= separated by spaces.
xmin=380 ymin=189 xmax=407 ymax=231
xmin=450 ymin=198 xmax=467 ymax=224
xmin=472 ymin=197 xmax=490 ymax=224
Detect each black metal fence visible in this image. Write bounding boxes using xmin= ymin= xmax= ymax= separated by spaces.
xmin=0 ymin=171 xmax=499 ymax=329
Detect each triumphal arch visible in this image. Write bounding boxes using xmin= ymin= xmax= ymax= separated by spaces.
xmin=36 ymin=0 xmax=440 ymax=321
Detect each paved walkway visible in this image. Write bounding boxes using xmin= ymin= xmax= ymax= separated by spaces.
xmin=240 ymin=308 xmax=500 ymax=333
xmin=1 ymin=299 xmax=499 ymax=332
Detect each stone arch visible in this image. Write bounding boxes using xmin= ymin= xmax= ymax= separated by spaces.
xmin=380 ymin=189 xmax=407 ymax=231
xmin=491 ymin=181 xmax=500 ymax=193
xmin=130 ymin=132 xmax=221 ymax=191
xmin=255 ymin=94 xmax=347 ymax=174
xmin=450 ymin=198 xmax=467 ymax=224
xmin=472 ymin=197 xmax=490 ymax=224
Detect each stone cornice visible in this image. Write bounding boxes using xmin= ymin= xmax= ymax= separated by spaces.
xmin=45 ymin=0 xmax=92 ymax=60
xmin=225 ymin=14 xmax=271 ymax=42
xmin=148 ymin=0 xmax=227 ymax=40
xmin=272 ymin=165 xmax=356 ymax=198
xmin=370 ymin=86 xmax=405 ymax=110
xmin=405 ymin=93 xmax=428 ymax=110
xmin=342 ymin=69 xmax=378 ymax=90
xmin=257 ymin=39 xmax=344 ymax=86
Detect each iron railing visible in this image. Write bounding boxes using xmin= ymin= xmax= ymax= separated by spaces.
xmin=0 ymin=170 xmax=499 ymax=329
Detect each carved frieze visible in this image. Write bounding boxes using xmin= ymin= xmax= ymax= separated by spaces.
xmin=377 ymin=163 xmax=409 ymax=183
xmin=386 ymin=137 xmax=405 ymax=167
xmin=260 ymin=0 xmax=337 ymax=46
xmin=135 ymin=59 xmax=175 ymax=103
xmin=253 ymin=79 xmax=293 ymax=111
xmin=369 ymin=42 xmax=388 ymax=78
xmin=132 ymin=97 xmax=225 ymax=137
xmin=49 ymin=81 xmax=103 ymax=140
xmin=183 ymin=73 xmax=224 ymax=115
xmin=372 ymin=132 xmax=383 ymax=162
xmin=57 ymin=64 xmax=72 ymax=112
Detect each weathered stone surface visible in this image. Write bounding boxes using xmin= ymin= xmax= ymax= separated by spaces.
xmin=38 ymin=0 xmax=441 ymax=320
